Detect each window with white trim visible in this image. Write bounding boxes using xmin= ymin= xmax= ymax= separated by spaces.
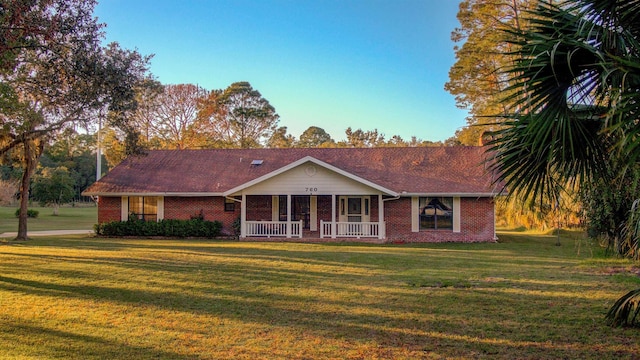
xmin=419 ymin=197 xmax=453 ymax=230
xmin=129 ymin=196 xmax=158 ymax=221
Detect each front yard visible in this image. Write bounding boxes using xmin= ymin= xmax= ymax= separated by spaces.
xmin=1 ymin=231 xmax=639 ymax=359
xmin=0 ymin=205 xmax=97 ymax=234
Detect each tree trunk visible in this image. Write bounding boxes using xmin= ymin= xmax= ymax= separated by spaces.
xmin=53 ymin=203 xmax=59 ymax=216
xmin=16 ymin=141 xmax=43 ymax=241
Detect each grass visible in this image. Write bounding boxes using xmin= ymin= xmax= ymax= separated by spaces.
xmin=1 ymin=231 xmax=640 ymax=359
xmin=0 ymin=205 xmax=97 ymax=234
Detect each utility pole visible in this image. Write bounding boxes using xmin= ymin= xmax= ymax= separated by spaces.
xmin=96 ymin=117 xmax=102 ymax=181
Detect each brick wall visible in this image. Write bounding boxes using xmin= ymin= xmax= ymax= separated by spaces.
xmin=97 ymin=196 xmax=121 ymax=223
xmin=384 ymin=197 xmax=495 ymax=243
xmin=164 ymin=197 xmax=240 ymax=235
xmin=246 ymin=195 xmax=272 ymax=221
xmin=317 ymin=196 xmax=332 ymax=229
xmin=383 ymin=197 xmax=413 ymax=238
xmin=370 ymin=196 xmax=379 ymax=220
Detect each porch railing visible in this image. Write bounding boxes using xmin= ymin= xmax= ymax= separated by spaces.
xmin=320 ymin=220 xmax=384 ymax=239
xmin=245 ymin=220 xmax=303 ymax=238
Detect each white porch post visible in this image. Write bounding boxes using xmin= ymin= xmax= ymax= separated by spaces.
xmin=286 ymin=194 xmax=292 ymax=238
xmin=378 ymin=194 xmax=384 ymax=239
xmin=331 ymin=194 xmax=337 ymax=239
xmin=310 ymin=195 xmax=317 ymax=231
xmin=240 ymin=194 xmax=246 ymax=238
xmin=120 ymin=196 xmax=128 ymax=221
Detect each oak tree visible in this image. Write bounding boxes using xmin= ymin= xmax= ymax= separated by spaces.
xmin=0 ymin=0 xmax=152 ymax=239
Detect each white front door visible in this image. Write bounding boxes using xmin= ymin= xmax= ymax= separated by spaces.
xmin=338 ymin=196 xmax=370 ymax=223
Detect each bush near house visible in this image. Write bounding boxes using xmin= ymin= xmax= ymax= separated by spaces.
xmin=94 ymin=218 xmax=222 ymax=238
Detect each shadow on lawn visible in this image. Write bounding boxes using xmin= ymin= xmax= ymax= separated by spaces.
xmin=0 ymin=238 xmax=636 ymax=358
xmin=0 ymin=319 xmax=194 ymax=360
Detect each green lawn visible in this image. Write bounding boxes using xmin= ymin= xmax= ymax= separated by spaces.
xmin=1 ymin=231 xmax=639 ymax=359
xmin=0 ymin=205 xmax=97 ymax=234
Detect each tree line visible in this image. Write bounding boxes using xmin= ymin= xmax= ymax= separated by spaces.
xmin=0 ymin=119 xmax=446 ymax=210
xmin=100 ymin=81 xmax=447 ymax=168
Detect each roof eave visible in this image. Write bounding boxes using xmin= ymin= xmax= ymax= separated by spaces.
xmin=81 ymin=191 xmax=225 ymax=197
xmin=398 ymin=192 xmax=503 ymax=197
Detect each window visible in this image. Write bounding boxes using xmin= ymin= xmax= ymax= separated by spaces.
xmin=279 ymin=195 xmax=287 ymax=221
xmin=364 ymin=198 xmax=369 ymax=216
xmin=419 ymin=197 xmax=453 ymax=230
xmin=224 ymin=197 xmax=236 ymax=212
xmin=129 ymin=196 xmax=158 ymax=221
xmin=347 ymin=197 xmax=362 ymax=222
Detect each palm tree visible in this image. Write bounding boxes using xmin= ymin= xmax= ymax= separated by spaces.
xmin=486 ymin=0 xmax=640 ymax=325
xmin=490 ymin=0 xmax=639 ymax=198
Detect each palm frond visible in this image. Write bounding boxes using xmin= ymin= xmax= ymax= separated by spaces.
xmin=490 ymin=0 xmax=639 ymax=204
xmin=606 ymin=288 xmax=640 ymax=327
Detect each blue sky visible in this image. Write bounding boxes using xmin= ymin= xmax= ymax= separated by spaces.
xmin=94 ymin=0 xmax=468 ymax=142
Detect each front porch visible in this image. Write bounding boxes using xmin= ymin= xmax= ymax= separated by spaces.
xmin=244 ymin=219 xmax=385 ymax=239
xmin=238 ymin=194 xmax=387 ymax=240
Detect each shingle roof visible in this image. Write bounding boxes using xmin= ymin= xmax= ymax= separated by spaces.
xmin=83 ymin=147 xmax=500 ymax=196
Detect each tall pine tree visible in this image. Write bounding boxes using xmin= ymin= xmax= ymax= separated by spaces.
xmin=445 ymin=0 xmax=536 ymax=145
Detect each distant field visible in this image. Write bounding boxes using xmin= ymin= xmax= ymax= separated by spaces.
xmin=1 ymin=231 xmax=639 ymax=359
xmin=0 ymin=205 xmax=97 ymax=234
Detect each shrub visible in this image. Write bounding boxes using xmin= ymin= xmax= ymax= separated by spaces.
xmin=94 ymin=218 xmax=222 ymax=238
xmin=15 ymin=209 xmax=39 ymax=218
xmin=232 ymin=217 xmax=241 ymax=238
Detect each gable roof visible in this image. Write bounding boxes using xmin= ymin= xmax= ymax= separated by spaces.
xmin=83 ymin=147 xmax=500 ymax=196
xmin=223 ymin=156 xmax=399 ymax=196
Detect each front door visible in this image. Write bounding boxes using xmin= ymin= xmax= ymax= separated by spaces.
xmin=292 ymin=196 xmax=310 ymax=229
xmin=339 ymin=196 xmax=370 ymax=223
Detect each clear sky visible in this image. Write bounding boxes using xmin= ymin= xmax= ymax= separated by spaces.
xmin=94 ymin=0 xmax=468 ymax=143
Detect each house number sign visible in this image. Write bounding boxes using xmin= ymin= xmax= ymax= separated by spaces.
xmin=305 ymin=187 xmax=318 ymax=193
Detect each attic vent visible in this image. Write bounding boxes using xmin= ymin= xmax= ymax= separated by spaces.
xmin=251 ymin=159 xmax=264 ymax=166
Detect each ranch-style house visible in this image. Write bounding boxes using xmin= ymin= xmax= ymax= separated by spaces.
xmin=83 ymin=147 xmax=501 ymax=242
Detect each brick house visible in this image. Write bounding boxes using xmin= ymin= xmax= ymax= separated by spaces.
xmin=83 ymin=147 xmax=501 ymax=243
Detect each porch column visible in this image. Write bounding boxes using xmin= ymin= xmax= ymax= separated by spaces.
xmin=240 ymin=194 xmax=246 ymax=238
xmin=331 ymin=194 xmax=337 ymax=239
xmin=378 ymin=194 xmax=384 ymax=239
xmin=286 ymin=194 xmax=292 ymax=238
